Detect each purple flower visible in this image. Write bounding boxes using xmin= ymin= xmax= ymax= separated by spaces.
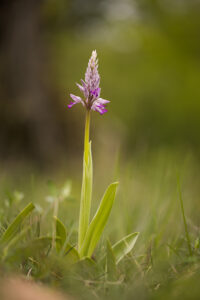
xmin=68 ymin=50 xmax=110 ymax=115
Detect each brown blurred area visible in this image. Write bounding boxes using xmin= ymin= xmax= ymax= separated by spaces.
xmin=0 ymin=0 xmax=70 ymax=165
xmin=0 ymin=276 xmax=71 ymax=300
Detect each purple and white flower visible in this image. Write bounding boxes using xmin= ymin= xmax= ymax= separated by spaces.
xmin=68 ymin=50 xmax=110 ymax=115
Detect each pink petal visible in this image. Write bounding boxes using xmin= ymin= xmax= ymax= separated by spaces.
xmin=76 ymin=83 xmax=84 ymax=92
xmin=68 ymin=101 xmax=76 ymax=108
xmin=68 ymin=94 xmax=85 ymax=109
xmin=97 ymin=98 xmax=110 ymax=104
xmin=91 ymin=102 xmax=108 ymax=115
xmin=70 ymin=94 xmax=83 ymax=103
xmin=81 ymin=79 xmax=89 ymax=98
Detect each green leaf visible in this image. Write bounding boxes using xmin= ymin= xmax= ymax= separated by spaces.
xmin=64 ymin=243 xmax=80 ymax=263
xmin=80 ymin=182 xmax=119 ymax=258
xmin=1 ymin=202 xmax=35 ymax=245
xmin=78 ymin=140 xmax=93 ymax=251
xmin=106 ymin=240 xmax=117 ymax=280
xmin=53 ymin=217 xmax=79 ymax=262
xmin=112 ymin=232 xmax=139 ymax=264
xmin=54 ymin=216 xmax=67 ymax=252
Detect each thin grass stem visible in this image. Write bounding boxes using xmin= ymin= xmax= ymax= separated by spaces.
xmin=177 ymin=175 xmax=192 ymax=256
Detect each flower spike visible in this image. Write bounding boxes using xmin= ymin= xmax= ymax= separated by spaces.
xmin=68 ymin=50 xmax=110 ymax=115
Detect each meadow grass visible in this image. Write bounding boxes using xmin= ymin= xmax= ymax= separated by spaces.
xmin=0 ymin=149 xmax=200 ymax=300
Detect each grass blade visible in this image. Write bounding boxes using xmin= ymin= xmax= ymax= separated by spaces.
xmin=80 ymin=182 xmax=118 ymax=258
xmin=112 ymin=232 xmax=139 ymax=264
xmin=54 ymin=216 xmax=67 ymax=252
xmin=64 ymin=243 xmax=80 ymax=263
xmin=106 ymin=239 xmax=117 ymax=280
xmin=177 ymin=175 xmax=192 ymax=256
xmin=1 ymin=202 xmax=35 ymax=245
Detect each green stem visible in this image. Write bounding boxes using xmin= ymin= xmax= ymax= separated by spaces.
xmin=78 ymin=110 xmax=92 ymax=252
xmin=84 ymin=110 xmax=90 ymax=164
xmin=177 ymin=176 xmax=192 ymax=256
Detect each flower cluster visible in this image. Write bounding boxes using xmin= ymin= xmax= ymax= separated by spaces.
xmin=68 ymin=50 xmax=110 ymax=115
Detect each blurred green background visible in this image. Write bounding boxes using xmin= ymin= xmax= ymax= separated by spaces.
xmin=0 ymin=2 xmax=200 ymax=298
xmin=1 ymin=0 xmax=200 ymax=168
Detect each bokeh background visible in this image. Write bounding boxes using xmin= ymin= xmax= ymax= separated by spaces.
xmin=1 ymin=0 xmax=200 ymax=167
xmin=0 ymin=2 xmax=200 ymax=298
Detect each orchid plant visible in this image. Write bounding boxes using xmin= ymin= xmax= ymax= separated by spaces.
xmin=64 ymin=50 xmax=139 ymax=263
